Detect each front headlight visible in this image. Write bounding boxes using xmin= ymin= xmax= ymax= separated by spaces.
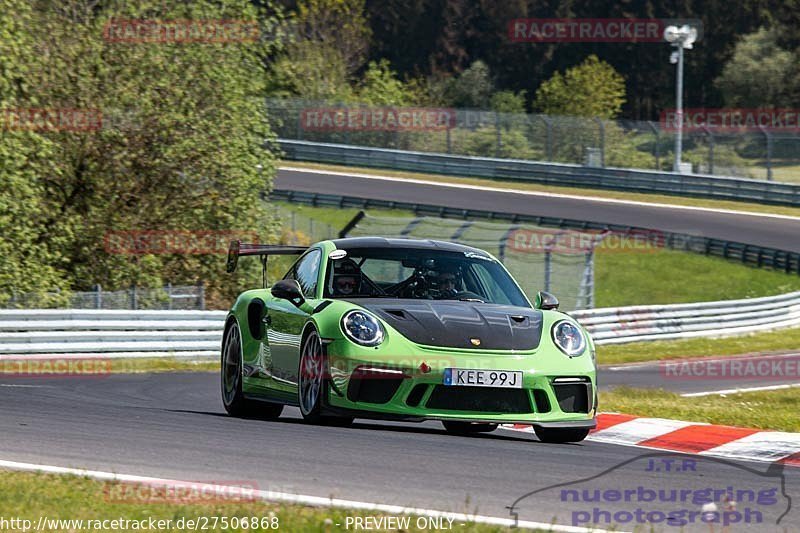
xmin=551 ymin=320 xmax=586 ymax=357
xmin=342 ymin=310 xmax=384 ymax=346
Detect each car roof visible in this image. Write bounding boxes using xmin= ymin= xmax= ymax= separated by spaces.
xmin=329 ymin=237 xmax=489 ymax=255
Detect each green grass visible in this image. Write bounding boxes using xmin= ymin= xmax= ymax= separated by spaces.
xmin=748 ymin=161 xmax=800 ymax=184
xmin=600 ymin=386 xmax=800 ymax=432
xmin=281 ymin=161 xmax=800 ymax=218
xmin=0 ymin=470 xmax=517 ymax=532
xmin=0 ymin=357 xmax=217 ymax=376
xmin=598 ymin=326 xmax=800 ymax=365
xmin=594 ymin=247 xmax=800 ymax=307
xmin=274 ymin=201 xmax=411 ymax=234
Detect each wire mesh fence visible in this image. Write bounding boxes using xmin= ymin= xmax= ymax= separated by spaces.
xmin=272 ymin=204 xmax=338 ymax=245
xmin=343 ymin=213 xmax=597 ymax=310
xmin=3 ymin=284 xmax=206 ymax=310
xmin=268 ymin=98 xmax=800 ymax=182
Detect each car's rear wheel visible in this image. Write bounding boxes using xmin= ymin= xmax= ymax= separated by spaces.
xmin=298 ymin=329 xmax=353 ymax=426
xmin=533 ymin=427 xmax=590 ymax=443
xmin=442 ymin=421 xmax=498 ymax=435
xmin=221 ymin=321 xmax=283 ymax=419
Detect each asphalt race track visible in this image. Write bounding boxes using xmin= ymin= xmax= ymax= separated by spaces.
xmin=1 ymin=372 xmax=798 ymax=531
xmin=600 ymin=352 xmax=800 ymax=396
xmin=275 ymin=167 xmax=800 ymax=253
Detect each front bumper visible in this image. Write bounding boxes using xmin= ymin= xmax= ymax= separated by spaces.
xmin=325 ymin=345 xmax=597 ymax=426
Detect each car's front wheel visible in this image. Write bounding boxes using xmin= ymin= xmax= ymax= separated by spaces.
xmin=442 ymin=421 xmax=498 ymax=435
xmin=533 ymin=427 xmax=590 ymax=443
xmin=221 ymin=321 xmax=283 ymax=419
xmin=298 ymin=329 xmax=353 ymax=426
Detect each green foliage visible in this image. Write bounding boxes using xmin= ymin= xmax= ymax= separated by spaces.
xmin=534 ymin=55 xmax=626 ymax=119
xmin=267 ymin=0 xmax=371 ymax=101
xmin=0 ymin=0 xmax=68 ymax=302
xmin=445 ymin=60 xmax=494 ymax=108
xmin=489 ymin=90 xmax=527 ymax=114
xmin=267 ymin=42 xmax=354 ymax=101
xmin=715 ymin=27 xmax=797 ymax=107
xmin=357 ymin=60 xmax=416 ymax=105
xmin=0 ymin=0 xmax=281 ymax=304
xmin=294 ymin=0 xmax=371 ymax=76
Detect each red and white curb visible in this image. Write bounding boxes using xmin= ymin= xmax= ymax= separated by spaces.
xmin=502 ymin=413 xmax=800 ymax=467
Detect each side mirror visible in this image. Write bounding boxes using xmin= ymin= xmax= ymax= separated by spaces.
xmin=271 ymin=279 xmax=305 ymax=306
xmin=535 ymin=291 xmax=559 ymax=310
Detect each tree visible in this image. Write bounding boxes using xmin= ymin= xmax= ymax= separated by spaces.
xmin=294 ymin=0 xmax=371 ymax=76
xmin=0 ymin=0 xmax=282 ymax=305
xmin=446 ymin=60 xmax=494 ymax=108
xmin=490 ymin=90 xmax=527 ymax=114
xmin=0 ymin=0 xmax=68 ymax=303
xmin=534 ymin=55 xmax=626 ymax=119
xmin=357 ymin=60 xmax=418 ymax=105
xmin=267 ymin=0 xmax=371 ymax=102
xmin=715 ymin=27 xmax=796 ymax=107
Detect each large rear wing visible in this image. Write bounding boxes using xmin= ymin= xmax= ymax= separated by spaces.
xmin=226 ymin=240 xmax=307 ymax=288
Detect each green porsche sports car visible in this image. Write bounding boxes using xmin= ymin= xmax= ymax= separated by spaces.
xmin=221 ymin=237 xmax=597 ymax=443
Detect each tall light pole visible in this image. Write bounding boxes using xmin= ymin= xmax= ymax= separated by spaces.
xmin=664 ymin=25 xmax=697 ymax=173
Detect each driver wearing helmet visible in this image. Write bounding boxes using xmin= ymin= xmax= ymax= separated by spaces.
xmin=433 ymin=267 xmax=461 ymax=299
xmin=331 ymin=258 xmax=362 ymax=296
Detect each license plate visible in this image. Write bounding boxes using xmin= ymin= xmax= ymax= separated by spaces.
xmin=443 ymin=368 xmax=523 ymax=388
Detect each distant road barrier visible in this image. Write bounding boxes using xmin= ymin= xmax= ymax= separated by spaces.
xmin=571 ymin=291 xmax=800 ymax=345
xmin=0 ymin=309 xmax=225 ymax=358
xmin=278 ymin=139 xmax=800 ymax=207
xmin=1 ymin=297 xmax=799 ymax=356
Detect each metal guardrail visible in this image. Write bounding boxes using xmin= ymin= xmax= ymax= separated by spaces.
xmin=571 ymin=291 xmax=800 ymax=345
xmin=2 ymin=292 xmax=799 ymax=357
xmin=0 ymin=310 xmax=225 ymax=358
xmin=278 ymin=139 xmax=800 ymax=207
xmin=269 ymin=190 xmax=800 ymax=275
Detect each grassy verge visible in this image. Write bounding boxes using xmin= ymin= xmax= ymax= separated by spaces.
xmin=0 ymin=470 xmax=513 ymax=532
xmin=280 ymin=161 xmax=800 ymax=219
xmin=0 ymin=357 xmax=217 ymax=376
xmin=594 ymin=247 xmax=800 ymax=307
xmin=600 ymin=386 xmax=800 ymax=432
xmin=598 ymin=326 xmax=800 ymax=365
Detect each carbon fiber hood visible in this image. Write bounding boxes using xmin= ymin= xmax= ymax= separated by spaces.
xmin=349 ymin=299 xmax=543 ymax=350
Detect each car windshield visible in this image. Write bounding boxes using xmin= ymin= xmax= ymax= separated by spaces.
xmin=323 ymin=247 xmax=530 ymax=307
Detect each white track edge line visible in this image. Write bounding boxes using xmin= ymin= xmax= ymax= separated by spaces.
xmin=681 ymin=383 xmax=800 ymax=397
xmin=0 ymin=459 xmax=609 ymax=533
xmin=279 ymin=166 xmax=800 ymax=223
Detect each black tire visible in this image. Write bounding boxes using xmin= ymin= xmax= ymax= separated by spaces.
xmin=298 ymin=329 xmax=354 ymax=427
xmin=533 ymin=427 xmax=590 ymax=443
xmin=442 ymin=421 xmax=498 ymax=435
xmin=221 ymin=321 xmax=283 ymax=419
